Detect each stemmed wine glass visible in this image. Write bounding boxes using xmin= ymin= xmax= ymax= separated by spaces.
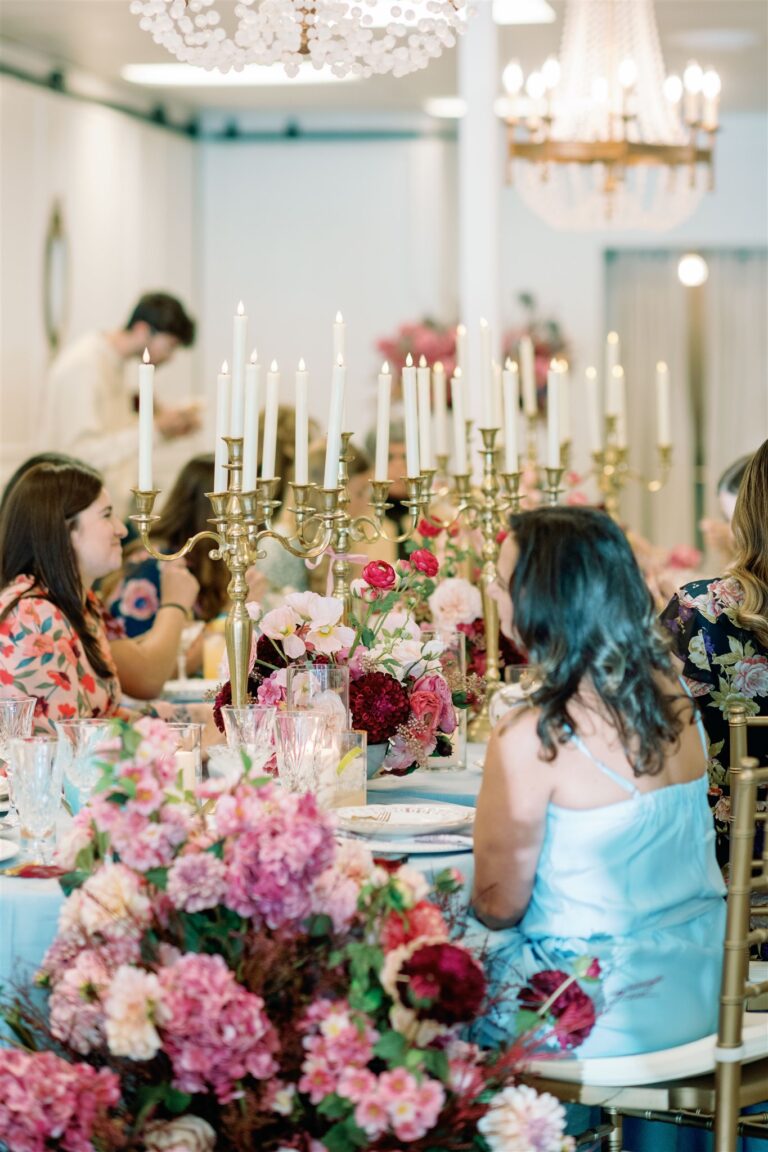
xmin=0 ymin=696 xmax=36 ymax=828
xmin=221 ymin=705 xmax=276 ymax=778
xmin=54 ymin=718 xmax=118 ymax=809
xmin=11 ymin=736 xmax=64 ymax=863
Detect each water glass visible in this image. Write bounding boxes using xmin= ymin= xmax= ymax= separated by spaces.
xmin=177 ymin=621 xmax=205 ymax=681
xmin=285 ymin=663 xmax=350 ymax=731
xmin=221 ymin=704 xmax=276 ymax=775
xmin=323 ymin=729 xmax=367 ymax=809
xmin=10 ymin=737 xmax=63 ymax=862
xmin=0 ymin=696 xmax=36 ymax=827
xmin=274 ymin=709 xmax=332 ymax=794
xmin=164 ymin=721 xmax=203 ymax=792
xmin=54 ymin=718 xmax=118 ymax=804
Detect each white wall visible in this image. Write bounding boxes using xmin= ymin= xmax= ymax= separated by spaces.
xmin=0 ymin=75 xmax=199 ymax=485
xmin=198 ymin=134 xmax=456 ymax=451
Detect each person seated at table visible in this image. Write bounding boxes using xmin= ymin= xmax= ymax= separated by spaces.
xmin=0 ymin=453 xmax=199 ymax=700
xmin=0 ymin=460 xmax=135 ymax=733
xmin=471 ymin=506 xmax=725 ymax=1057
xmin=104 ymin=453 xmax=265 ymax=674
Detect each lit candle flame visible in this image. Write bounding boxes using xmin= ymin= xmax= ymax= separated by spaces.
xmin=405 ymin=353 xmax=413 ymax=367
xmin=237 ymin=300 xmax=245 ymax=316
xmin=419 ymin=354 xmax=427 ymax=368
xmin=382 ymin=361 xmax=390 ymax=374
xmin=249 ymin=348 xmax=258 ymax=364
xmin=298 ymin=357 xmax=306 ymax=371
xmin=335 ymin=311 xmax=343 ymax=323
xmin=270 ymin=359 xmax=278 ymax=372
xmin=142 ymin=348 xmax=151 ymax=364
xmin=221 ymin=360 xmax=229 ymax=374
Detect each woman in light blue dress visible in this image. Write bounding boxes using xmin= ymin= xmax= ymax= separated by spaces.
xmin=471 ymin=507 xmax=726 ymax=1058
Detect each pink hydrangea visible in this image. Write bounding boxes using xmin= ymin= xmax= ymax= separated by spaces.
xmin=49 ymin=948 xmax=112 ymax=1054
xmin=166 ymin=850 xmax=228 ymax=913
xmin=256 ymin=670 xmax=287 ymax=706
xmin=215 ymin=783 xmax=335 ymax=928
xmin=94 ymin=801 xmax=190 ymax=873
xmin=158 ymin=953 xmax=278 ymax=1102
xmin=0 ymin=1049 xmax=120 ymax=1152
xmin=299 ymin=999 xmax=379 ymax=1104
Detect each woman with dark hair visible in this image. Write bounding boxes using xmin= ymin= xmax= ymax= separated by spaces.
xmin=0 ymin=460 xmax=127 ymax=733
xmin=662 ymin=440 xmax=768 ymax=796
xmin=472 ymin=506 xmax=725 ymax=1057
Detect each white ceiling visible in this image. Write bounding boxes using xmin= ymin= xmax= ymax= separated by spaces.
xmin=1 ymin=0 xmax=766 ymax=116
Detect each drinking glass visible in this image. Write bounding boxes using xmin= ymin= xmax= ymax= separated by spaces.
xmin=164 ymin=721 xmax=203 ymax=792
xmin=0 ymin=696 xmax=36 ymax=828
xmin=221 ymin=704 xmax=276 ymax=776
xmin=285 ymin=663 xmax=350 ymax=731
xmin=322 ymin=729 xmax=367 ymax=809
xmin=11 ymin=737 xmax=63 ymax=863
xmin=420 ymin=626 xmax=467 ymax=769
xmin=54 ymin=718 xmax=118 ymax=805
xmin=177 ymin=621 xmax=205 ymax=682
xmin=274 ymin=709 xmax=332 ymax=794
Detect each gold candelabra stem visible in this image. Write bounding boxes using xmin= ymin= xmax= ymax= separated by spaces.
xmin=591 ymin=417 xmax=673 ymax=520
xmin=132 ymin=437 xmax=339 ymax=708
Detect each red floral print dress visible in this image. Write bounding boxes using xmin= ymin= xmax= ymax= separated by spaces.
xmin=0 ymin=575 xmax=122 ymax=736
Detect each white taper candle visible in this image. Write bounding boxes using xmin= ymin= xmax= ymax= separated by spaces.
xmin=502 ymin=359 xmax=519 ymax=473
xmin=214 ymin=359 xmax=231 ymax=492
xmin=375 ymin=362 xmax=391 ymax=481
xmin=324 ymin=355 xmax=345 ymax=489
xmin=261 ymin=361 xmax=279 ymax=480
xmin=402 ymin=354 xmax=420 ymax=477
xmin=243 ymin=349 xmax=260 ymax=490
xmin=519 ymin=335 xmax=537 ymax=417
xmin=417 ymin=355 xmax=433 ymax=471
xmin=230 ymin=301 xmax=247 ymax=438
xmin=546 ymin=360 xmax=561 ymax=469
xmin=479 ymin=318 xmax=493 ymax=428
xmin=295 ymin=358 xmax=309 ymax=485
xmin=656 ymin=361 xmax=672 ymax=447
xmin=451 ymin=368 xmax=467 ymax=474
xmin=138 ymin=348 xmax=154 ymax=491
xmin=432 ymin=361 xmax=448 ymax=458
xmin=585 ymin=366 xmax=601 ymax=454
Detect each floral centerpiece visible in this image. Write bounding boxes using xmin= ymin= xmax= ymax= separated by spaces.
xmin=0 ymin=719 xmax=598 ymax=1152
xmin=375 ymin=317 xmax=457 ymax=383
xmin=213 ymin=554 xmax=463 ymax=776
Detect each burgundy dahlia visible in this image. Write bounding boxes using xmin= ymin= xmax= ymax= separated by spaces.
xmin=518 ymin=969 xmax=597 ymax=1050
xmin=397 ymin=941 xmax=486 ymax=1025
xmin=349 ymin=671 xmax=411 ymax=745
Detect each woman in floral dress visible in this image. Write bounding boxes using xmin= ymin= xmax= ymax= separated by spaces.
xmin=661 ymin=439 xmax=768 ymax=860
xmin=0 ymin=459 xmax=126 ymax=734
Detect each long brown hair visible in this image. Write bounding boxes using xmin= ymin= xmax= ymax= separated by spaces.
xmin=149 ymin=454 xmax=227 ymax=622
xmin=0 ymin=460 xmax=113 ymax=678
xmin=727 ymin=439 xmax=768 ymax=645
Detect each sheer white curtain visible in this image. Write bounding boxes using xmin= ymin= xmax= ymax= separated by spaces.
xmin=702 ymin=251 xmax=768 ymax=519
xmin=605 ymin=251 xmax=692 ymax=549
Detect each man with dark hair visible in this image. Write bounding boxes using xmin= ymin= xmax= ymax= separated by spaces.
xmin=41 ymin=291 xmax=201 ymax=513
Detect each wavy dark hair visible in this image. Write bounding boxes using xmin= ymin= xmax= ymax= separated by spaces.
xmin=727 ymin=438 xmax=768 ymax=646
xmin=507 ymin=506 xmax=682 ymax=776
xmin=0 ymin=460 xmax=113 ymax=679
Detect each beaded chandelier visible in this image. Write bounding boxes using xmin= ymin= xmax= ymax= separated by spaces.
xmin=131 ymin=0 xmax=469 ymax=78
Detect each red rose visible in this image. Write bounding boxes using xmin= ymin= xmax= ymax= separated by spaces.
xmin=408 ymin=689 xmax=443 ymax=737
xmin=418 ymin=518 xmax=442 ymax=539
xmin=411 ymin=549 xmax=439 ymax=577
xmin=361 ymin=560 xmax=397 ymax=590
xmin=380 ymin=900 xmax=449 ymax=952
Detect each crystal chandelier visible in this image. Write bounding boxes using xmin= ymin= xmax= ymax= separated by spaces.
xmin=498 ymin=0 xmax=721 ymax=230
xmin=131 ymin=0 xmax=468 ymax=78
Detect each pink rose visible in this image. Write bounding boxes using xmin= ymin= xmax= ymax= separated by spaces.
xmin=408 ymin=689 xmax=443 ymax=737
xmin=414 ymin=673 xmax=456 ymax=733
xmin=730 ymin=656 xmax=768 ymax=698
xmin=362 ymin=560 xmax=398 ymax=590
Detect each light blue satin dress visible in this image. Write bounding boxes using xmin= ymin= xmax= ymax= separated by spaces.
xmin=471 ymin=726 xmax=727 ymax=1058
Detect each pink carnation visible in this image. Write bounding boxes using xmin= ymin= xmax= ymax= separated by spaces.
xmin=0 ymin=1049 xmax=120 ymax=1152
xmin=159 ymin=953 xmax=278 ymax=1102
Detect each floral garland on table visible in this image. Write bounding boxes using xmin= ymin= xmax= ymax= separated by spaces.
xmin=213 ymin=553 xmax=464 ymax=776
xmin=0 ymin=718 xmax=600 ymax=1152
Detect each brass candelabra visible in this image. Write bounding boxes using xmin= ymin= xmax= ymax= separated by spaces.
xmin=592 ymin=415 xmax=673 ymax=521
xmin=132 ymin=437 xmax=339 ymax=708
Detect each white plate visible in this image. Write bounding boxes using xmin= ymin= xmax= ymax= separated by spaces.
xmin=162 ymin=679 xmax=219 ymax=701
xmin=334 ymin=802 xmax=474 ymax=839
xmin=0 ymin=840 xmax=19 ymax=863
xmin=337 ymin=831 xmax=473 ymax=855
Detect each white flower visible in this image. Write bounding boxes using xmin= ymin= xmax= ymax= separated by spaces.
xmin=392 ymin=863 xmax=430 ymax=907
xmin=478 ymin=1084 xmax=570 ymax=1152
xmin=285 ymin=590 xmax=325 ymax=621
xmin=305 ymin=598 xmax=356 ymax=654
xmin=377 ymin=609 xmax=421 ymax=641
xmin=429 ymin=577 xmax=482 ymax=628
xmin=60 ymin=863 xmax=151 ymax=939
xmin=104 ymin=965 xmax=166 ymax=1060
xmin=143 ymin=1115 xmax=216 ymax=1152
xmin=260 ymin=605 xmax=306 ymax=659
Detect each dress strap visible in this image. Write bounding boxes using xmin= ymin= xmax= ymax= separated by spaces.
xmin=678 ymin=676 xmax=709 ymax=758
xmin=566 ymin=730 xmax=641 ymax=797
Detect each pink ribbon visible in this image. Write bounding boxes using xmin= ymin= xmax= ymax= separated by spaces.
xmin=305 ymin=549 xmax=369 ymax=595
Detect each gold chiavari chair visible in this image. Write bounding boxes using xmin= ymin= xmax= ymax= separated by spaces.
xmin=521 ymin=758 xmax=768 ymax=1152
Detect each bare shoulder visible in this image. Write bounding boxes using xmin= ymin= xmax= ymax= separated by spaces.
xmin=484 ymin=705 xmax=556 ymax=800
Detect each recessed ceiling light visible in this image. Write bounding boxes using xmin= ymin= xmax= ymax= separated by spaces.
xmin=493 ymin=0 xmax=556 ymax=26
xmin=121 ymin=63 xmax=359 ymax=87
xmin=424 ymin=96 xmax=467 ymax=119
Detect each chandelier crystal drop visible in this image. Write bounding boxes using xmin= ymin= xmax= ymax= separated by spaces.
xmin=499 ymin=0 xmax=721 ymax=231
xmin=130 ymin=0 xmax=469 ymax=79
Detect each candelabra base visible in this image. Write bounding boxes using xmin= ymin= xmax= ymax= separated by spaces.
xmin=467 ymin=688 xmax=499 ymax=744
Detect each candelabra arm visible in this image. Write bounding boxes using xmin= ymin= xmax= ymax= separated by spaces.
xmin=254 ymin=525 xmax=335 ymax=561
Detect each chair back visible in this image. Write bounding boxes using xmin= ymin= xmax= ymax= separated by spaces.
xmin=715 ymin=758 xmax=768 ymax=1151
xmin=728 ymin=704 xmax=768 ymax=781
